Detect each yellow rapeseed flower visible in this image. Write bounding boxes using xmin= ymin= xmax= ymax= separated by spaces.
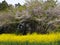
xmin=0 ymin=33 xmax=60 ymax=43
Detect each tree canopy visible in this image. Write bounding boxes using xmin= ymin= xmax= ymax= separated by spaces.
xmin=0 ymin=0 xmax=8 ymax=10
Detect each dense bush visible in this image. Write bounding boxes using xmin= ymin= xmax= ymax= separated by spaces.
xmin=0 ymin=20 xmax=38 ymax=35
xmin=17 ymin=20 xmax=38 ymax=35
xmin=0 ymin=23 xmax=19 ymax=34
xmin=0 ymin=19 xmax=56 ymax=35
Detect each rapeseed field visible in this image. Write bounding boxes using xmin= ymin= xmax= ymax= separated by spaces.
xmin=0 ymin=33 xmax=60 ymax=43
xmin=0 ymin=33 xmax=60 ymax=45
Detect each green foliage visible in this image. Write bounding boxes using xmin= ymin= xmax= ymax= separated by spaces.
xmin=43 ymin=0 xmax=57 ymax=10
xmin=0 ymin=41 xmax=60 ymax=45
xmin=17 ymin=5 xmax=26 ymax=11
xmin=0 ymin=0 xmax=8 ymax=10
